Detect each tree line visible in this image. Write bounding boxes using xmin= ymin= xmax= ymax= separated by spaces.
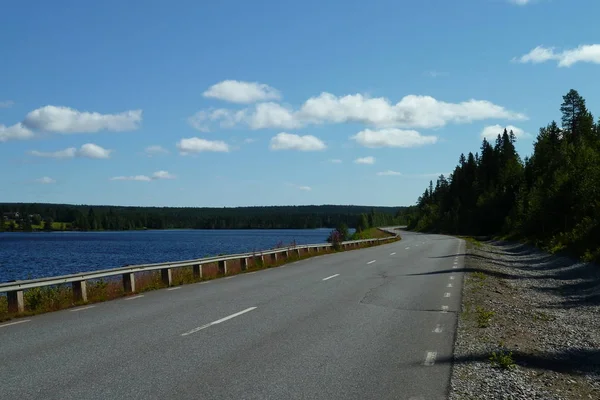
xmin=406 ymin=89 xmax=600 ymax=261
xmin=0 ymin=204 xmax=408 ymax=232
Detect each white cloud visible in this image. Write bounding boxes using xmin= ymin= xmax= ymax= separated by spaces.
xmin=36 ymin=177 xmax=56 ymax=184
xmin=177 ymin=137 xmax=230 ymax=154
xmin=29 ymin=147 xmax=77 ymax=159
xmin=29 ymin=143 xmax=111 ymax=159
xmin=145 ymin=145 xmax=169 ymax=156
xmin=110 ymin=170 xmax=175 ymax=182
xmin=248 ymin=103 xmax=300 ymax=130
xmin=329 ymin=159 xmax=342 ymax=164
xmin=203 ymin=80 xmax=281 ymax=104
xmin=0 ymin=123 xmax=35 ymax=142
xmin=0 ymin=100 xmax=14 ymax=108
xmin=297 ymin=185 xmax=312 ymax=191
xmin=243 ymin=138 xmax=256 ymax=143
xmin=297 ymin=93 xmax=526 ymax=129
xmin=110 ymin=175 xmax=152 ymax=182
xmin=377 ymin=170 xmax=402 ymax=176
xmin=190 ymin=91 xmax=525 ymax=132
xmin=515 ymin=44 xmax=600 ymax=67
xmin=152 ymin=170 xmax=176 ymax=180
xmin=78 ymin=143 xmax=112 ymax=159
xmin=269 ymin=132 xmax=327 ymax=151
xmin=424 ymin=71 xmax=447 ymax=78
xmin=480 ymin=125 xmax=530 ymax=142
xmin=23 ymin=105 xmax=142 ymax=133
xmin=354 ymin=156 xmax=375 ymax=165
xmin=351 ymin=128 xmax=438 ymax=148
xmin=509 ymin=0 xmax=532 ymax=5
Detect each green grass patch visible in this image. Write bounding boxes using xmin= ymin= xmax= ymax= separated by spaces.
xmin=490 ymin=349 xmax=516 ymax=370
xmin=350 ymin=227 xmax=395 ymax=240
xmin=475 ymin=306 xmax=495 ymax=328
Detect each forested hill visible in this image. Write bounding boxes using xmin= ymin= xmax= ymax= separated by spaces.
xmin=407 ymin=89 xmax=600 ymax=262
xmin=0 ymin=203 xmax=408 ymax=231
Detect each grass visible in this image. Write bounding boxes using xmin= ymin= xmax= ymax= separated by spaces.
xmin=461 ymin=236 xmax=482 ymax=248
xmin=0 ymin=236 xmax=398 ymax=322
xmin=475 ymin=306 xmax=495 ymax=328
xmin=350 ymin=227 xmax=396 ymax=240
xmin=489 ymin=349 xmax=516 ymax=370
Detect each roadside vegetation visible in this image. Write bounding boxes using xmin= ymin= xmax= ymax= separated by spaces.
xmin=0 ymin=229 xmax=399 ymax=322
xmin=403 ymin=89 xmax=600 ymax=263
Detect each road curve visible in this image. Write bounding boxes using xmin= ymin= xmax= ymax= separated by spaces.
xmin=0 ymin=229 xmax=464 ymax=400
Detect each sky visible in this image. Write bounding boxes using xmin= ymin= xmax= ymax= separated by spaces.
xmin=1 ymin=0 xmax=599 ymax=207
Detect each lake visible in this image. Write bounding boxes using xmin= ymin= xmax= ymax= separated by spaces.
xmin=0 ymin=229 xmax=334 ymax=282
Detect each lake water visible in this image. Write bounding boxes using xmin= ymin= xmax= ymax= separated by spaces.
xmin=0 ymin=229 xmax=334 ymax=282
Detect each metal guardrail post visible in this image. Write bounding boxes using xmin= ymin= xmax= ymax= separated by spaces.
xmin=218 ymin=260 xmax=227 ymax=275
xmin=193 ymin=264 xmax=202 ymax=279
xmin=123 ymin=273 xmax=136 ymax=293
xmin=161 ymin=268 xmax=172 ymax=286
xmin=7 ymin=290 xmax=24 ymax=313
xmin=72 ymin=281 xmax=87 ymax=303
xmin=271 ymin=253 xmax=278 ymax=263
xmin=240 ymin=258 xmax=248 ymax=271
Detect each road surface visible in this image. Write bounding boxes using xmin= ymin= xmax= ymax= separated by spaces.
xmin=0 ymin=229 xmax=464 ymax=400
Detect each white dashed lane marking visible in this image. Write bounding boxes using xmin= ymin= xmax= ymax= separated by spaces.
xmin=167 ymin=287 xmax=182 ymax=290
xmin=433 ymin=324 xmax=443 ymax=333
xmin=0 ymin=319 xmax=31 ymax=329
xmin=322 ymin=274 xmax=340 ymax=281
xmin=125 ymin=295 xmax=144 ymax=301
xmin=181 ymin=307 xmax=257 ymax=336
xmin=367 ymin=260 xmax=376 ymax=265
xmin=447 ymin=283 xmax=453 ymax=288
xmin=70 ymin=305 xmax=95 ymax=312
xmin=444 ymin=293 xmax=451 ymax=298
xmin=424 ymin=351 xmax=437 ymax=366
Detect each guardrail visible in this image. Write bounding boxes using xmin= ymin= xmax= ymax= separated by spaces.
xmin=1 ymin=229 xmax=401 ymax=313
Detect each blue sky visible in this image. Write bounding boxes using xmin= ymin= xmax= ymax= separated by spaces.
xmin=1 ymin=0 xmax=599 ymax=207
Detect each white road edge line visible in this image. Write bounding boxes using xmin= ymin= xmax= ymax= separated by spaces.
xmin=447 ymin=283 xmax=453 ymax=288
xmin=322 ymin=274 xmax=340 ymax=281
xmin=452 ymin=265 xmax=458 ymax=269
xmin=125 ymin=295 xmax=144 ymax=301
xmin=70 ymin=305 xmax=95 ymax=312
xmin=433 ymin=324 xmax=443 ymax=333
xmin=0 ymin=319 xmax=31 ymax=328
xmin=450 ymin=276 xmax=455 ymax=280
xmin=405 ymin=247 xmax=410 ymax=250
xmin=390 ymin=252 xmax=396 ymax=256
xmin=181 ymin=307 xmax=257 ymax=336
xmin=424 ymin=351 xmax=437 ymax=366
xmin=224 ymin=276 xmax=236 ymax=279
xmin=367 ymin=260 xmax=376 ymax=265
xmin=441 ymin=305 xmax=449 ymax=313
xmin=444 ymin=292 xmax=451 ymax=298
xmin=167 ymin=287 xmax=182 ymax=290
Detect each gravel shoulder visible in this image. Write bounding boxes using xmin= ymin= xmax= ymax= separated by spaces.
xmin=449 ymin=238 xmax=600 ymax=400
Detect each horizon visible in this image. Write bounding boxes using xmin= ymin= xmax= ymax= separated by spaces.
xmin=1 ymin=0 xmax=599 ymax=207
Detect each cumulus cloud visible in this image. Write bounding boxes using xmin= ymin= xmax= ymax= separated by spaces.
xmin=514 ymin=44 xmax=600 ymax=67
xmin=351 ymin=128 xmax=438 ymax=148
xmin=269 ymin=132 xmax=326 ymax=151
xmin=203 ymin=80 xmax=281 ymax=103
xmin=145 ymin=145 xmax=169 ymax=156
xmin=110 ymin=170 xmax=175 ymax=182
xmin=152 ymin=170 xmax=176 ymax=180
xmin=0 ymin=123 xmax=35 ymax=142
xmin=191 ymin=91 xmax=525 ymax=132
xmin=23 ymin=105 xmax=142 ymax=133
xmin=354 ymin=156 xmax=375 ymax=165
xmin=36 ymin=177 xmax=56 ymax=184
xmin=29 ymin=143 xmax=112 ymax=159
xmin=377 ymin=170 xmax=402 ymax=176
xmin=0 ymin=100 xmax=14 ymax=108
xmin=480 ymin=125 xmax=530 ymax=142
xmin=177 ymin=137 xmax=230 ymax=155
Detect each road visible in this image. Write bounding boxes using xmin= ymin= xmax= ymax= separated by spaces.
xmin=0 ymin=229 xmax=464 ymax=400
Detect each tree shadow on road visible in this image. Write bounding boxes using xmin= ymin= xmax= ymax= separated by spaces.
xmin=432 ymin=348 xmax=600 ymax=376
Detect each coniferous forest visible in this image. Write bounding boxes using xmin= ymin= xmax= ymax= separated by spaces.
xmin=407 ymin=89 xmax=600 ymax=262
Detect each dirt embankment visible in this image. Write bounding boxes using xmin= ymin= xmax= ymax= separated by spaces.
xmin=449 ymin=239 xmax=600 ymax=400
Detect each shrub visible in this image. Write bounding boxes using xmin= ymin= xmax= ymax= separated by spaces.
xmin=475 ymin=306 xmax=495 ymax=328
xmin=490 ymin=350 xmax=516 ymax=369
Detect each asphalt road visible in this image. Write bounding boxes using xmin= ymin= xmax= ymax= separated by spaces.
xmin=0 ymin=229 xmax=464 ymax=400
